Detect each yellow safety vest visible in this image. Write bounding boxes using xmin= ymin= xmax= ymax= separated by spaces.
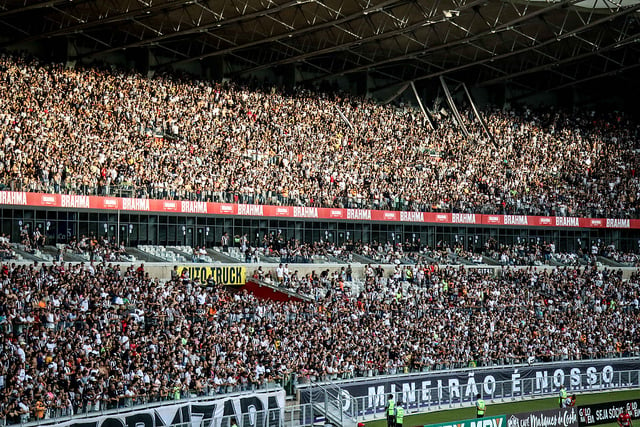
xmin=396 ymin=406 xmax=405 ymax=424
xmin=477 ymin=399 xmax=486 ymax=415
xmin=559 ymin=389 xmax=567 ymax=402
xmin=387 ymin=399 xmax=395 ymax=416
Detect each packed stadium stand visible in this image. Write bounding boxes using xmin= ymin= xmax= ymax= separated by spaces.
xmin=0 ymin=53 xmax=638 ymax=218
xmin=0 ymin=0 xmax=640 ymax=425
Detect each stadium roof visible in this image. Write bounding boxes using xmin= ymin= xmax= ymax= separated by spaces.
xmin=0 ymin=0 xmax=639 ymax=96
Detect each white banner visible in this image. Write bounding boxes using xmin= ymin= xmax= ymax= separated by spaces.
xmin=41 ymin=389 xmax=285 ymax=427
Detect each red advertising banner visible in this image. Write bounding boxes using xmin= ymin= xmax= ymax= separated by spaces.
xmin=1 ymin=191 xmax=639 ymax=229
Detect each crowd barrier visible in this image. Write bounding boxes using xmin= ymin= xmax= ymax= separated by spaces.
xmin=424 ymin=398 xmax=640 ymax=427
xmin=0 ymin=191 xmax=639 ymax=228
xmin=16 ymin=389 xmax=285 ymax=427
xmin=299 ymin=358 xmax=640 ymax=423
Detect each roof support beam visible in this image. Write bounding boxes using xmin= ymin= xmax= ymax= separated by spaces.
xmin=305 ymin=0 xmax=584 ymax=82
xmin=1 ymin=0 xmax=193 ymax=47
xmin=236 ymin=0 xmax=487 ymax=75
xmin=80 ymin=0 xmax=314 ymax=58
xmin=160 ymin=0 xmax=409 ymax=67
xmin=367 ymin=3 xmax=640 ymax=92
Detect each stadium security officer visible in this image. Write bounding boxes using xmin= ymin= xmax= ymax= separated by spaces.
xmin=476 ymin=394 xmax=486 ymax=418
xmin=559 ymin=385 xmax=568 ymax=408
xmin=395 ymin=401 xmax=405 ymax=427
xmin=386 ymin=394 xmax=396 ymax=427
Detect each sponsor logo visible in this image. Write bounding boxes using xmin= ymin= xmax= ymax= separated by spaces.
xmin=507 ymin=408 xmax=578 ymax=427
xmin=539 ymin=217 xmax=553 ymax=225
xmin=400 ymin=211 xmax=423 ymax=222
xmin=330 ymin=210 xmax=344 ymax=218
xmin=238 ymin=204 xmax=264 ymax=216
xmin=122 ymin=198 xmax=150 ymax=211
xmin=590 ymin=219 xmax=603 ymax=226
xmin=504 ymin=215 xmax=529 ymax=226
xmin=181 ymin=201 xmax=207 ymax=214
xmin=577 ymin=399 xmax=640 ymax=426
xmin=487 ymin=216 xmax=500 ymax=224
xmin=555 ymin=217 xmax=579 ymax=227
xmin=436 ymin=214 xmax=449 ymax=222
xmin=163 ymin=201 xmax=178 ymax=211
xmin=60 ymin=195 xmax=89 ymax=209
xmin=471 ymin=418 xmax=504 ymax=427
xmin=220 ymin=204 xmax=234 ymax=213
xmin=276 ymin=207 xmax=290 ymax=216
xmin=177 ymin=266 xmax=246 ymax=285
xmin=347 ymin=209 xmax=371 ymax=220
xmin=429 ymin=416 xmax=506 ymax=427
xmin=41 ymin=195 xmax=57 ymax=206
xmin=452 ymin=213 xmax=477 ymax=224
xmin=293 ymin=206 xmax=318 ymax=218
xmin=103 ymin=198 xmax=118 ymax=208
xmin=383 ymin=212 xmax=397 ymax=220
xmin=606 ymin=218 xmax=630 ymax=228
xmin=0 ymin=191 xmax=27 ymax=205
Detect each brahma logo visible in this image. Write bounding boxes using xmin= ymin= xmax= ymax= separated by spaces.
xmin=503 ymin=215 xmax=528 ymax=225
xmin=590 ymin=219 xmax=603 ymax=226
xmin=293 ymin=207 xmax=318 ymax=218
xmin=60 ymin=195 xmax=89 ymax=209
xmin=606 ymin=218 xmax=630 ymax=228
xmin=384 ymin=212 xmax=398 ymax=220
xmin=220 ymin=204 xmax=234 ymax=213
xmin=452 ymin=213 xmax=477 ymax=224
xmin=122 ymin=198 xmax=150 ymax=211
xmin=0 ymin=191 xmax=27 ymax=205
xmin=347 ymin=209 xmax=371 ymax=220
xmin=238 ymin=204 xmax=264 ymax=216
xmin=276 ymin=207 xmax=290 ymax=216
xmin=41 ymin=195 xmax=57 ymax=206
xmin=330 ymin=210 xmax=344 ymax=218
xmin=539 ymin=217 xmax=553 ymax=225
xmin=486 ymin=216 xmax=500 ymax=224
xmin=163 ymin=201 xmax=178 ymax=211
xmin=555 ymin=217 xmax=579 ymax=227
xmin=181 ymin=201 xmax=207 ymax=214
xmin=103 ymin=198 xmax=118 ymax=208
xmin=400 ymin=211 xmax=423 ymax=222
xmin=436 ymin=214 xmax=449 ymax=222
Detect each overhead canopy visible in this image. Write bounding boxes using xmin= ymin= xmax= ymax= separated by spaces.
xmin=0 ymin=0 xmax=638 ymax=95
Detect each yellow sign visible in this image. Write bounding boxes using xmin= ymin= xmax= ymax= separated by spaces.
xmin=177 ymin=266 xmax=246 ymax=286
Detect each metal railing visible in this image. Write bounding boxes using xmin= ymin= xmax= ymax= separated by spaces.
xmin=307 ymin=368 xmax=640 ymax=424
xmin=2 ymin=183 xmax=636 ymax=219
xmin=4 ymin=365 xmax=638 ymax=427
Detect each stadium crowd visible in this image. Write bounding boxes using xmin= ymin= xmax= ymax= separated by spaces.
xmin=1 ymin=261 xmax=639 ymax=423
xmin=0 ymin=53 xmax=639 ymax=218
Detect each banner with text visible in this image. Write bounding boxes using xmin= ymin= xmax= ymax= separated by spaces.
xmin=299 ymin=359 xmax=640 ymax=418
xmin=507 ymin=407 xmax=579 ymax=427
xmin=1 ymin=191 xmax=639 ymax=229
xmin=426 ymin=415 xmax=507 ymax=427
xmin=177 ymin=266 xmax=246 ymax=285
xmin=36 ymin=389 xmax=285 ymax=427
xmin=578 ymin=399 xmax=640 ymax=426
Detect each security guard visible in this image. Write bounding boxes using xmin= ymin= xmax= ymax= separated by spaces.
xmin=559 ymin=385 xmax=568 ymax=408
xmin=231 ymin=418 xmax=238 ymax=427
xmin=476 ymin=394 xmax=486 ymax=418
xmin=385 ymin=393 xmax=396 ymax=427
xmin=395 ymin=401 xmax=405 ymax=427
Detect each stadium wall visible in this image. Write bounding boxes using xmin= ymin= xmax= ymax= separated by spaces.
xmin=298 ymin=359 xmax=640 ymax=422
xmin=1 ymin=192 xmax=640 ymax=253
